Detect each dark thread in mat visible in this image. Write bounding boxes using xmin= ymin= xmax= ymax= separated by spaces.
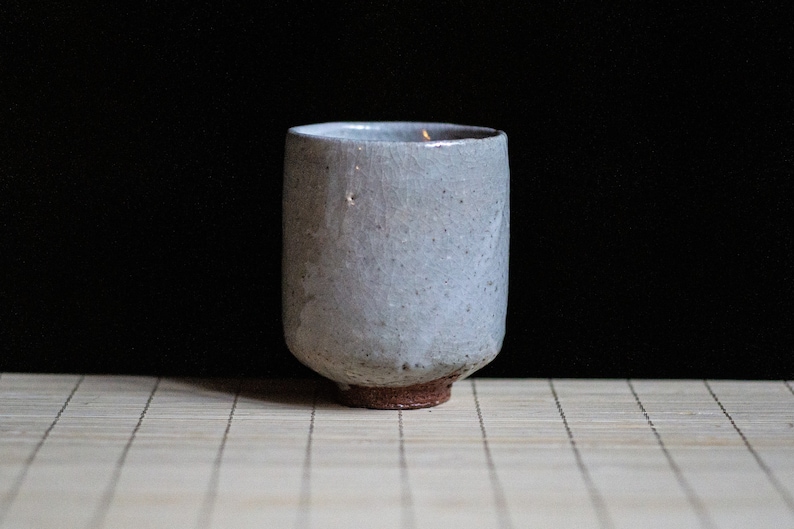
xmin=398 ymin=410 xmax=416 ymax=529
xmin=0 ymin=374 xmax=85 ymax=524
xmin=294 ymin=382 xmax=319 ymax=529
xmin=548 ymin=378 xmax=614 ymax=529
xmin=87 ymin=377 xmax=161 ymax=529
xmin=784 ymin=380 xmax=794 ymax=397
xmin=471 ymin=379 xmax=514 ymax=529
xmin=196 ymin=380 xmax=242 ymax=529
xmin=627 ymin=380 xmax=716 ymax=529
xmin=704 ymin=379 xmax=794 ymax=516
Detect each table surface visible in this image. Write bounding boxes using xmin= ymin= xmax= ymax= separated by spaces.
xmin=1 ymin=374 xmax=793 ymax=529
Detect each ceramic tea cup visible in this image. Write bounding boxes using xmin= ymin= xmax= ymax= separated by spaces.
xmin=282 ymin=122 xmax=509 ymax=408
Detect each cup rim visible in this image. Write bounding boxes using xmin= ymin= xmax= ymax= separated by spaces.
xmin=288 ymin=121 xmax=505 ymax=146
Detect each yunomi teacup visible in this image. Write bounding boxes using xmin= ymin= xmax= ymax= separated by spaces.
xmin=282 ymin=122 xmax=509 ymax=409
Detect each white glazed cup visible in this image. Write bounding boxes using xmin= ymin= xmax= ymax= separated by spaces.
xmin=282 ymin=122 xmax=509 ymax=408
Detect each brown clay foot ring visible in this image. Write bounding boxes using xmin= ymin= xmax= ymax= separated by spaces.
xmin=338 ymin=375 xmax=460 ymax=410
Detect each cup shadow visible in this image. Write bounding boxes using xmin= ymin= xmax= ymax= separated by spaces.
xmin=165 ymin=376 xmax=343 ymax=410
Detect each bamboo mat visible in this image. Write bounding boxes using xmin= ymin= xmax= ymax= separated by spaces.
xmin=1 ymin=374 xmax=793 ymax=529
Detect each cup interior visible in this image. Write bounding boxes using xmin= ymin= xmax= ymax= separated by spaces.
xmin=290 ymin=122 xmax=500 ymax=143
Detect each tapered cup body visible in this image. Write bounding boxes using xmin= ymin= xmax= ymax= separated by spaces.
xmin=282 ymin=122 xmax=509 ymax=408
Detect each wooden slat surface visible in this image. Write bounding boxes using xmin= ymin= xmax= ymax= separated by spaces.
xmin=1 ymin=374 xmax=793 ymax=528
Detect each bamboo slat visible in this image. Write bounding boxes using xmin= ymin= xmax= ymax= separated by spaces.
xmin=1 ymin=374 xmax=793 ymax=529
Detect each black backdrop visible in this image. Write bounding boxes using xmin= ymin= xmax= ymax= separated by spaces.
xmin=2 ymin=2 xmax=792 ymax=379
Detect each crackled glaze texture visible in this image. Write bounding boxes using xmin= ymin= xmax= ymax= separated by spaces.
xmin=282 ymin=122 xmax=509 ymax=408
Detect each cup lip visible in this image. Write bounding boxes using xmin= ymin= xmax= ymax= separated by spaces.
xmin=288 ymin=121 xmax=505 ymax=146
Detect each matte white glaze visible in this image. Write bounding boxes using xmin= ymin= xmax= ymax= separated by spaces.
xmin=282 ymin=122 xmax=509 ymax=388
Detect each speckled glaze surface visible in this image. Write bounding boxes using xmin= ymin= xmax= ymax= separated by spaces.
xmin=282 ymin=122 xmax=509 ymax=408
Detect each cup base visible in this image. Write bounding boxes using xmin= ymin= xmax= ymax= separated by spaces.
xmin=337 ymin=375 xmax=459 ymax=410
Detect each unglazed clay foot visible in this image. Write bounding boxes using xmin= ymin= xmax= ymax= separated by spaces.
xmin=338 ymin=375 xmax=460 ymax=410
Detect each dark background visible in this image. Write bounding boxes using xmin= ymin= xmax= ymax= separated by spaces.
xmin=2 ymin=2 xmax=792 ymax=379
